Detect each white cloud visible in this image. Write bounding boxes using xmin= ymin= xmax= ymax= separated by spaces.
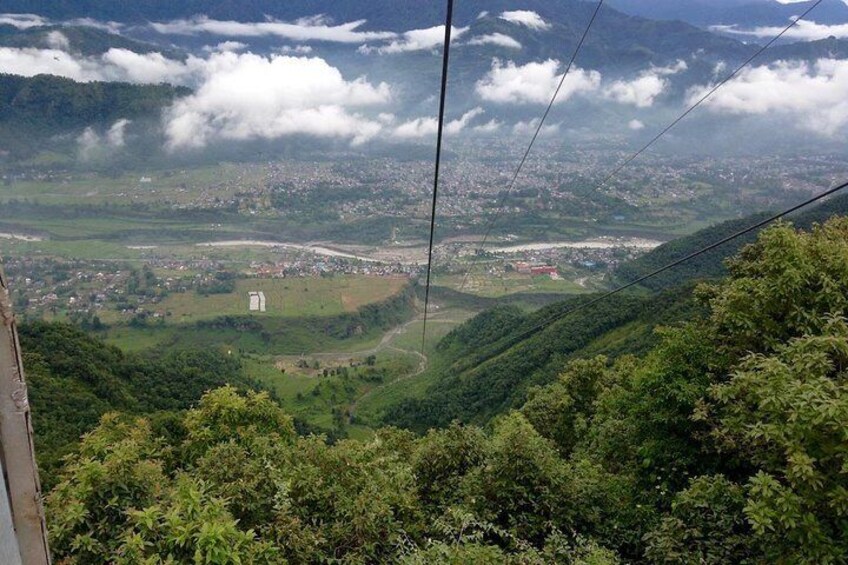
xmin=393 ymin=107 xmax=484 ymax=138
xmin=279 ymin=45 xmax=313 ymax=54
xmin=0 ymin=47 xmax=99 ymax=81
xmin=151 ymin=16 xmax=395 ymax=43
xmin=653 ymin=60 xmax=688 ymax=76
xmin=204 ymin=41 xmax=248 ymax=53
xmin=66 ymin=18 xmax=123 ymax=33
xmin=0 ymin=13 xmax=47 ymax=29
xmin=77 ymin=127 xmax=100 ymax=160
xmin=690 ymin=58 xmax=848 ymax=136
xmin=361 ymin=25 xmax=469 ymax=54
xmin=476 ymin=59 xmax=601 ymax=104
xmin=604 ymin=75 xmax=667 ymax=108
xmin=0 ymin=47 xmax=393 ymax=147
xmin=603 ymin=61 xmax=686 ymax=108
xmin=0 ymin=13 xmax=121 ymax=32
xmin=0 ymin=44 xmax=396 ymax=149
xmin=107 ymin=119 xmax=131 ymax=147
xmin=499 ymin=10 xmax=551 ymax=31
xmin=100 ymin=49 xmax=192 ymax=83
xmin=466 ymin=33 xmax=522 ymax=49
xmin=628 ymin=119 xmax=645 ymax=131
xmin=513 ymin=118 xmax=560 ymax=136
xmin=45 ymin=30 xmax=70 ymax=50
xmin=77 ymin=119 xmax=131 ymax=159
xmin=711 ymin=19 xmax=848 ymax=41
xmin=164 ymin=52 xmax=391 ymax=149
xmin=473 ymin=119 xmax=502 ymax=133
xmin=0 ymin=46 xmax=201 ymax=83
xmin=478 ymin=11 xmax=490 ymax=19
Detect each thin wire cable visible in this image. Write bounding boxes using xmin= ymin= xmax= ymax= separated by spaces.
xmin=458 ymin=0 xmax=822 ymax=292
xmin=481 ymin=178 xmax=848 ymax=355
xmin=594 ymin=0 xmax=823 ymax=191
xmin=458 ymin=0 xmax=605 ymax=292
xmin=421 ymin=0 xmax=455 ymax=354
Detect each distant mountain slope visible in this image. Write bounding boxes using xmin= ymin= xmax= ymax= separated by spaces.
xmin=0 ymin=73 xmax=189 ymax=157
xmin=608 ymin=0 xmax=848 ymax=28
xmin=616 ymin=191 xmax=848 ymax=290
xmin=0 ymin=0 xmax=761 ymax=66
xmin=0 ymin=24 xmax=182 ymax=56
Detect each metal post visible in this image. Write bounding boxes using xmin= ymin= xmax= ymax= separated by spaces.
xmin=0 ymin=265 xmax=50 ymax=564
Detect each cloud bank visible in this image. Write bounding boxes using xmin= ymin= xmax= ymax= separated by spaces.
xmin=0 ymin=45 xmax=394 ymax=148
xmin=393 ymin=107 xmax=484 ymax=138
xmin=691 ymin=58 xmax=848 ymax=136
xmin=163 ymin=52 xmax=391 ymax=149
xmin=360 ymin=25 xmax=469 ymax=54
xmin=151 ymin=16 xmax=395 ymax=43
xmin=476 ymin=59 xmax=685 ymax=108
xmin=604 ymin=61 xmax=687 ymax=108
xmin=77 ymin=119 xmax=131 ymax=160
xmin=466 ymin=33 xmax=522 ymax=50
xmin=476 ymin=59 xmax=601 ymax=104
xmin=0 ymin=13 xmax=47 ymax=29
xmin=712 ymin=20 xmax=848 ymax=41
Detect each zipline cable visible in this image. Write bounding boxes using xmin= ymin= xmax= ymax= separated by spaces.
xmin=484 ymin=177 xmax=848 ymax=355
xmin=421 ymin=0 xmax=456 ymax=354
xmin=593 ymin=0 xmax=824 ymax=192
xmin=458 ymin=0 xmax=605 ymax=292
xmin=456 ymin=0 xmax=822 ymax=293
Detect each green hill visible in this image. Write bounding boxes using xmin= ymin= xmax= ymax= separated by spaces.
xmin=616 ymin=192 xmax=848 ymax=290
xmin=20 ymin=321 xmax=257 ymax=486
xmin=0 ymin=73 xmax=189 ymax=158
xmin=42 ymin=217 xmax=848 ymax=563
xmin=382 ymin=194 xmax=848 ymax=431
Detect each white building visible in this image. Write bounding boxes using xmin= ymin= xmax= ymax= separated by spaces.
xmin=248 ymin=291 xmax=267 ymax=312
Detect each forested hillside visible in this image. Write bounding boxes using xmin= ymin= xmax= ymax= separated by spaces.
xmin=384 ymin=286 xmax=701 ymax=431
xmin=0 ymin=74 xmax=189 ymax=157
xmin=44 ymin=218 xmax=848 ymax=563
xmin=20 ymin=322 xmax=258 ymax=486
xmin=616 ymin=192 xmax=848 ymax=290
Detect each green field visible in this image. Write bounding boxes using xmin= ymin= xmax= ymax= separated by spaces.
xmin=0 ymin=164 xmax=265 ymax=206
xmin=247 ymin=352 xmax=418 ymax=435
xmin=436 ymin=271 xmax=591 ymax=298
xmin=118 ymin=276 xmax=409 ymax=323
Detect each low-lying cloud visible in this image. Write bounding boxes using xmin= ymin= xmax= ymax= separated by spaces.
xmin=392 ymin=107 xmax=484 ymax=138
xmin=499 ymin=10 xmax=551 ymax=31
xmin=477 ymin=59 xmax=684 ymax=108
xmin=604 ymin=61 xmax=687 ymax=108
xmin=77 ymin=119 xmax=131 ymax=160
xmin=712 ymin=20 xmax=848 ymax=41
xmin=466 ymin=33 xmax=522 ymax=49
xmin=164 ymin=53 xmax=391 ymax=149
xmin=513 ymin=118 xmax=560 ymax=136
xmin=691 ymin=58 xmax=848 ymax=136
xmin=476 ymin=59 xmax=601 ymax=104
xmin=0 ymin=46 xmax=394 ymax=148
xmin=360 ymin=25 xmax=469 ymax=54
xmin=151 ymin=16 xmax=395 ymax=43
xmin=0 ymin=13 xmax=121 ymax=32
xmin=0 ymin=13 xmax=47 ymax=29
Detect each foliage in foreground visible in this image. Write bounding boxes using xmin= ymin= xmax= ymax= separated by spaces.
xmin=20 ymin=322 xmax=257 ymax=486
xmin=47 ymin=219 xmax=848 ymax=563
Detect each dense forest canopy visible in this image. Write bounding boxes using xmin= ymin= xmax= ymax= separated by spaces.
xmin=42 ymin=218 xmax=848 ymax=563
xmin=0 ymin=73 xmax=189 ymax=157
xmin=20 ymin=322 xmax=260 ymax=486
